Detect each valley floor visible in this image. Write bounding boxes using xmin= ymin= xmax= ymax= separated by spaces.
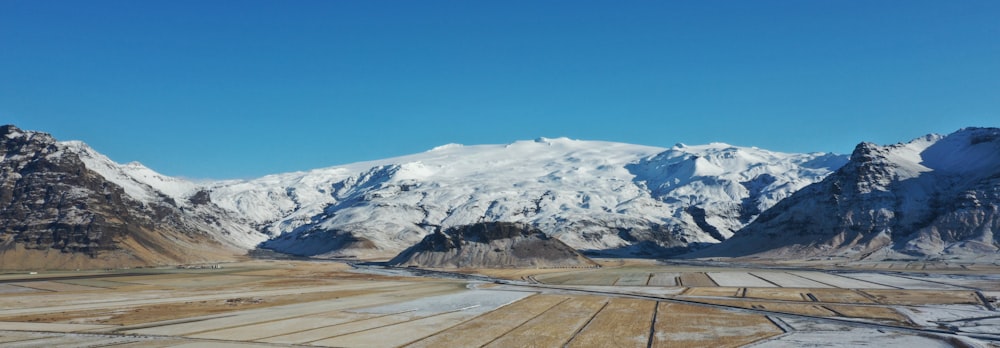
xmin=0 ymin=259 xmax=998 ymax=347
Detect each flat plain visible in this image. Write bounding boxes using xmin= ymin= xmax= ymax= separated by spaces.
xmin=0 ymin=258 xmax=998 ymax=347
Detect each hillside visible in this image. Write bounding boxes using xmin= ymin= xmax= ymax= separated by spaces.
xmin=0 ymin=125 xmax=265 ymax=269
xmin=232 ymin=138 xmax=844 ymax=258
xmin=388 ymin=222 xmax=598 ymax=268
xmin=694 ymin=127 xmax=1000 ymax=261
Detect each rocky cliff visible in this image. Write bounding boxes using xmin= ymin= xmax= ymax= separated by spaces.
xmin=694 ymin=128 xmax=1000 ymax=261
xmin=0 ymin=125 xmax=263 ymax=269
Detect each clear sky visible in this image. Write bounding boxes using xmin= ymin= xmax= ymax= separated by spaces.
xmin=2 ymin=1 xmax=998 ymax=179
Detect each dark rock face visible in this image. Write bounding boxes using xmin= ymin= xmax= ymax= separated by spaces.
xmin=389 ymin=222 xmax=598 ymax=268
xmin=1 ymin=125 xmax=126 ymax=256
xmin=695 ymin=128 xmax=1000 ymax=260
xmin=0 ymin=125 xmax=238 ymax=268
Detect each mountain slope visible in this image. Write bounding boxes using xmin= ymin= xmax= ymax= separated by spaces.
xmin=210 ymin=138 xmax=845 ymax=258
xmin=0 ymin=125 xmax=265 ymax=269
xmin=388 ymin=222 xmax=598 ymax=268
xmin=695 ymin=127 xmax=1000 ymax=261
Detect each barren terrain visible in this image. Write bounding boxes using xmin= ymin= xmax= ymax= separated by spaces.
xmin=0 ymin=259 xmax=998 ymax=347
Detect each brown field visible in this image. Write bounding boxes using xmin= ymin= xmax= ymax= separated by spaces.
xmin=861 ymin=289 xmax=983 ymax=305
xmin=684 ymin=287 xmax=742 ymax=297
xmin=647 ymin=272 xmax=679 ymax=286
xmin=483 ymin=295 xmax=608 ymax=347
xmin=744 ymin=288 xmax=812 ymax=302
xmin=566 ymin=298 xmax=656 ymax=348
xmin=678 ymin=272 xmax=718 ymax=287
xmin=824 ymin=304 xmax=910 ymax=324
xmin=694 ymin=298 xmax=837 ymax=317
xmin=651 ymin=302 xmax=782 ymax=347
xmin=0 ymin=288 xmax=378 ymax=325
xmin=806 ymin=288 xmax=877 ymax=304
xmin=1 ymin=259 xmax=997 ymax=347
xmin=406 ymin=294 xmax=567 ymax=347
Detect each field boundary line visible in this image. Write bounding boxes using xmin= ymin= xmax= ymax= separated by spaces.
xmin=764 ymin=315 xmax=793 ymax=333
xmin=5 ymin=283 xmax=57 ymax=292
xmin=506 ymin=283 xmax=1000 ymax=343
xmin=832 ymin=273 xmax=903 ymax=289
xmin=251 ymin=310 xmax=408 ymax=342
xmin=786 ymin=272 xmax=840 ymax=288
xmin=561 ymin=298 xmax=608 ymax=347
xmin=747 ymin=273 xmax=782 ymax=287
xmin=975 ymin=291 xmax=997 ymax=311
xmin=397 ymin=293 xmax=540 ymax=347
xmin=303 ymin=307 xmax=474 ymax=345
xmin=154 ymin=283 xmax=449 ymax=338
xmin=478 ymin=297 xmax=570 ymax=347
xmin=645 ymin=301 xmax=659 ymax=348
xmin=890 ymin=273 xmax=976 ymax=291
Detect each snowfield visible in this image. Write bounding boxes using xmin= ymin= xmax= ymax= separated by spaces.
xmin=203 ymin=137 xmax=845 ymax=257
xmin=47 ymin=133 xmax=846 ymax=257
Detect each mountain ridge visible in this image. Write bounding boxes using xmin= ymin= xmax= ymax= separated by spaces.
xmin=693 ymin=127 xmax=1000 ymax=261
xmin=1 ymin=124 xmax=849 ymax=264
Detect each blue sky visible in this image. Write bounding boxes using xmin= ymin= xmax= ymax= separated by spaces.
xmin=2 ymin=1 xmax=998 ymax=179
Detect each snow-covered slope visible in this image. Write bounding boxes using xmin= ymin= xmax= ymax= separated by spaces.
xmin=56 ymin=141 xmax=267 ymax=250
xmin=3 ymin=124 xmax=854 ymax=262
xmin=208 ymin=137 xmax=846 ymax=258
xmin=696 ymin=127 xmax=1000 ymax=260
xmin=0 ymin=125 xmax=267 ymax=269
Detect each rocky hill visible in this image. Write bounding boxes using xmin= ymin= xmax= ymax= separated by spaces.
xmin=388 ymin=222 xmax=597 ymax=268
xmin=694 ymin=127 xmax=1000 ymax=261
xmin=0 ymin=125 xmax=265 ymax=269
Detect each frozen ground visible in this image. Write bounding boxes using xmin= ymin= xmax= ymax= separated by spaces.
xmin=0 ymin=260 xmax=998 ymax=347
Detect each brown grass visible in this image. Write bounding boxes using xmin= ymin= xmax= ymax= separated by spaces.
xmin=483 ymin=296 xmax=608 ymax=348
xmin=824 ymin=304 xmax=910 ymax=325
xmin=861 ymin=290 xmax=982 ymax=305
xmin=0 ymin=289 xmax=379 ymax=325
xmin=678 ymin=272 xmax=717 ymax=287
xmin=692 ymin=298 xmax=836 ymax=317
xmin=807 ymin=289 xmax=876 ymax=304
xmin=744 ymin=288 xmax=811 ymax=302
xmin=651 ymin=302 xmax=781 ymax=348
xmin=566 ymin=298 xmax=656 ymax=348
xmin=405 ymin=294 xmax=567 ymax=348
xmin=683 ymin=287 xmax=741 ymax=297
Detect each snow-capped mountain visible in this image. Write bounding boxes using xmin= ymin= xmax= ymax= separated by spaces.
xmin=207 ymin=137 xmax=846 ymax=258
xmin=0 ymin=124 xmax=849 ymax=264
xmin=0 ymin=125 xmax=265 ymax=269
xmin=697 ymin=127 xmax=1000 ymax=261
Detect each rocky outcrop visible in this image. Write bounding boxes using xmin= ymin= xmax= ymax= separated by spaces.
xmin=694 ymin=128 xmax=1000 ymax=261
xmin=388 ymin=222 xmax=598 ymax=268
xmin=0 ymin=125 xmax=262 ymax=269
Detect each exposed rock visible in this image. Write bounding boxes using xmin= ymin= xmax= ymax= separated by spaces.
xmin=0 ymin=125 xmax=262 ymax=269
xmin=388 ymin=222 xmax=598 ymax=268
xmin=693 ymin=128 xmax=1000 ymax=261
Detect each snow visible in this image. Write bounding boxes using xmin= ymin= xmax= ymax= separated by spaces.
xmin=879 ymin=128 xmax=1000 ymax=182
xmin=27 ymin=131 xmax=845 ymax=256
xmin=348 ymin=289 xmax=531 ymax=316
xmin=59 ymin=141 xmax=198 ymax=205
xmin=202 ymin=138 xmax=845 ymax=256
xmin=895 ymin=304 xmax=996 ymax=329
